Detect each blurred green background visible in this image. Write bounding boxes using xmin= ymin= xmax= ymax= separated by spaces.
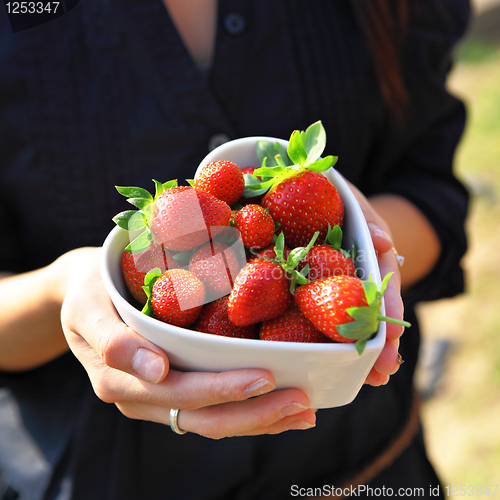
xmin=416 ymin=0 xmax=500 ymax=490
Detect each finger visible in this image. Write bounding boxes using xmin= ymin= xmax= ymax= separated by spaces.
xmin=90 ymin=364 xmax=277 ymax=409
xmin=116 ymin=390 xmax=315 ymax=439
xmin=157 ymin=369 xmax=279 ymax=410
xmin=343 ymin=177 xmax=396 ymax=257
xmin=378 ymin=251 xmax=406 ymax=341
xmin=364 ymin=368 xmax=390 ymax=387
xmin=371 ymin=337 xmax=400 ymax=376
xmin=176 ymin=389 xmax=315 ymax=439
xmin=367 ymin=222 xmax=394 ymax=256
xmin=364 ymin=337 xmax=400 ymax=387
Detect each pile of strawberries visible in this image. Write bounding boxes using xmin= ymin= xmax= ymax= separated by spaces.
xmin=114 ymin=122 xmax=409 ymax=355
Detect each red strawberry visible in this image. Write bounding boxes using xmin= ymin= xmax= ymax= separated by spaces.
xmin=241 ymin=166 xmax=258 ymax=176
xmin=113 ymin=181 xmax=232 ymax=254
xmin=233 ymin=204 xmax=275 ymax=250
xmin=260 ymin=304 xmax=331 ymax=343
xmin=193 ymin=296 xmax=258 ymax=339
xmin=294 ymin=273 xmax=410 ymax=354
xmin=143 ymin=268 xmax=205 ymax=327
xmin=302 ymin=245 xmax=356 ymax=281
xmin=244 ymin=121 xmax=344 ymax=248
xmin=121 ymin=241 xmax=178 ymax=305
xmin=189 ymin=241 xmax=242 ymax=297
xmin=301 ymin=224 xmax=356 ymax=280
xmin=227 ymin=232 xmax=319 ymax=326
xmin=261 ymin=169 xmax=343 ymax=249
xmin=151 ymin=186 xmax=231 ymax=251
xmin=227 ymin=259 xmax=292 ymax=327
xmin=194 ymin=160 xmax=245 ymax=205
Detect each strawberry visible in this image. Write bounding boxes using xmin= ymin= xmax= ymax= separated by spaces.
xmin=142 ymin=268 xmax=205 ymax=327
xmin=192 ymin=296 xmax=258 ymax=339
xmin=121 ymin=241 xmax=178 ymax=305
xmin=113 ymin=181 xmax=232 ymax=254
xmin=241 ymin=166 xmax=258 ymax=176
xmin=151 ymin=186 xmax=232 ymax=251
xmin=194 ymin=160 xmax=245 ymax=205
xmin=294 ymin=273 xmax=410 ymax=354
xmin=304 ymin=245 xmax=356 ymax=280
xmin=227 ymin=232 xmax=318 ymax=326
xmin=261 ymin=170 xmax=343 ymax=249
xmin=189 ymin=241 xmax=242 ymax=297
xmin=242 ymin=121 xmax=344 ymax=248
xmin=237 ymin=166 xmax=263 ymax=205
xmin=233 ymin=204 xmax=275 ymax=250
xmin=301 ymin=225 xmax=357 ymax=280
xmin=260 ymin=304 xmax=331 ymax=343
xmin=227 ymin=259 xmax=291 ymax=327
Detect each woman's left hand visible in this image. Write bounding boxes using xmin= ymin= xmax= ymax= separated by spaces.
xmin=345 ymin=180 xmax=406 ymax=386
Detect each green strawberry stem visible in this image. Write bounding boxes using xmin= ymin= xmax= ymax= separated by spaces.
xmin=376 ymin=314 xmax=411 ymax=328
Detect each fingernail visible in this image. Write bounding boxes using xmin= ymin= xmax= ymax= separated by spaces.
xmin=244 ymin=378 xmax=275 ymax=396
xmin=280 ymin=402 xmax=310 ymax=417
xmin=132 ymin=348 xmax=165 ymax=383
xmin=286 ymin=419 xmax=316 ymax=431
xmin=368 ymin=222 xmax=392 ymax=242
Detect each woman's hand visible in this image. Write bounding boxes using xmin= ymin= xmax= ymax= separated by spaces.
xmin=58 ymin=247 xmax=315 ymax=438
xmin=344 ymin=181 xmax=407 ymax=387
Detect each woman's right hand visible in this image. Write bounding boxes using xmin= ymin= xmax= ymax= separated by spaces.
xmin=57 ymin=247 xmax=315 ymax=439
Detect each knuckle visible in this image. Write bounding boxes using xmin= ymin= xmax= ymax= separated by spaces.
xmin=91 ymin=377 xmax=119 ymax=404
xmin=96 ymin=331 xmax=124 ymax=370
xmin=168 ymin=392 xmax=190 ymax=411
xmin=253 ymin=410 xmax=273 ymax=430
xmin=211 ymin=375 xmax=238 ymax=403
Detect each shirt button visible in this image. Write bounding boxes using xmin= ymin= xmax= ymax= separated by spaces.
xmin=208 ymin=133 xmax=230 ymax=152
xmin=223 ymin=12 xmax=246 ymax=36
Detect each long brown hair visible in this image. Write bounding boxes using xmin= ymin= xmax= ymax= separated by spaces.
xmin=351 ymin=0 xmax=409 ymax=120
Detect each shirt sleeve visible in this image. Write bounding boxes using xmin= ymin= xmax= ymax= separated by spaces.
xmin=0 ymin=19 xmax=26 ymax=274
xmin=362 ymin=0 xmax=471 ymax=304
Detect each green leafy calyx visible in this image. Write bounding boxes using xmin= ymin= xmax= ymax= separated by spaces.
xmin=141 ymin=267 xmax=163 ymax=317
xmin=112 ymin=179 xmax=178 ymax=253
xmin=242 ymin=121 xmax=338 ymax=198
xmin=324 ymin=224 xmax=357 ymax=262
xmin=256 ymin=231 xmax=319 ymax=293
xmin=336 ymin=273 xmax=412 ymax=355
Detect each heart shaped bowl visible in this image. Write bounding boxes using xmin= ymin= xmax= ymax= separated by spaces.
xmin=101 ymin=136 xmax=385 ymax=408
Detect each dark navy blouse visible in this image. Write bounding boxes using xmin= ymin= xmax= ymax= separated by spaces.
xmin=0 ymin=1 xmax=470 ymax=499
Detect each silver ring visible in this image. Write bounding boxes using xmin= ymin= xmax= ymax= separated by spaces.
xmin=169 ymin=408 xmax=187 ymax=435
xmin=391 ymin=247 xmax=405 ymax=267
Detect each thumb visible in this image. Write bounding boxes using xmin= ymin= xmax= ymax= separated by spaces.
xmin=62 ymin=289 xmax=170 ymax=384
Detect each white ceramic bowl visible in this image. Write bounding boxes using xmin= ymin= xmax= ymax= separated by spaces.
xmin=100 ymin=136 xmax=385 ymax=408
